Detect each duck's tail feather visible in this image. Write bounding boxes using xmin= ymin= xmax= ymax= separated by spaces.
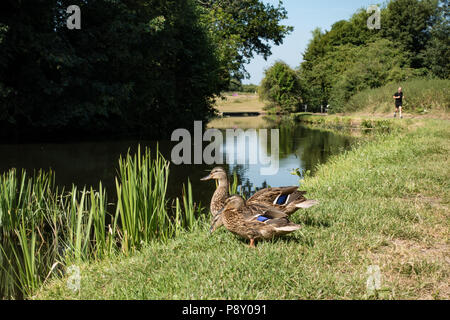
xmin=295 ymin=199 xmax=319 ymax=209
xmin=274 ymin=224 xmax=301 ymax=232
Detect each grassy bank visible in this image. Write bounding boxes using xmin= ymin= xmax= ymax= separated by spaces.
xmin=34 ymin=119 xmax=449 ymax=300
xmin=344 ymin=78 xmax=449 ymax=116
xmin=291 ymin=113 xmax=406 ymax=134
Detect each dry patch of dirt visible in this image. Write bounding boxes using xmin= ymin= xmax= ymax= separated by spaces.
xmin=346 ymin=112 xmax=450 ymax=121
xmin=369 ymin=238 xmax=449 ymax=299
xmin=369 ymin=195 xmax=449 ymax=299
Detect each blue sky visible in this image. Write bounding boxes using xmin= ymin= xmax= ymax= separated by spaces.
xmin=243 ymin=0 xmax=377 ymax=84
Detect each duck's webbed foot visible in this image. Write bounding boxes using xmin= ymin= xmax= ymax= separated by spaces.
xmin=249 ymin=238 xmax=256 ymax=248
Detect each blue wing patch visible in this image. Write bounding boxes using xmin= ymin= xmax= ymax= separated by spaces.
xmin=257 ymin=216 xmax=269 ymax=222
xmin=276 ymin=194 xmax=289 ymax=205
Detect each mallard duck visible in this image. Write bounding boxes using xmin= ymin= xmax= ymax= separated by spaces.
xmin=247 ymin=186 xmax=319 ymax=214
xmin=210 ymin=197 xmax=290 ymax=233
xmin=200 ymin=167 xmax=229 ymax=217
xmin=218 ymin=195 xmax=301 ymax=247
xmin=201 ymin=167 xmax=318 ymax=232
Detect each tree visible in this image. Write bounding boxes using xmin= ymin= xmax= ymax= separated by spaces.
xmin=0 ymin=0 xmax=226 ymax=140
xmin=299 ymin=9 xmax=382 ymax=110
xmin=423 ymin=0 xmax=450 ymax=78
xmin=197 ymin=0 xmax=293 ymax=81
xmin=329 ymin=39 xmax=414 ymax=112
xmin=259 ymin=61 xmax=302 ymax=113
xmin=298 ymin=0 xmax=444 ymax=111
xmin=381 ymin=0 xmax=440 ymax=68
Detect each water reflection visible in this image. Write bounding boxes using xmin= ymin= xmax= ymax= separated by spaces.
xmin=214 ymin=119 xmax=354 ymax=197
xmin=0 ymin=116 xmax=354 ymax=208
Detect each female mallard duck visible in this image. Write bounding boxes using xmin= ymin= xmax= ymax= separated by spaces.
xmin=201 ymin=167 xmax=318 ymax=231
xmin=218 ymin=195 xmax=301 ymax=247
xmin=200 ymin=167 xmax=229 ymax=217
xmin=247 ymin=186 xmax=319 ymax=213
xmin=210 ymin=196 xmax=290 ymax=233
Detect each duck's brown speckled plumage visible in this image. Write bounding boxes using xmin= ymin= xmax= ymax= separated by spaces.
xmin=200 ymin=167 xmax=229 ymax=227
xmin=210 ymin=185 xmax=228 ymax=216
xmin=247 ymin=186 xmax=310 ymax=215
xmin=201 ymin=167 xmax=319 ymax=233
xmin=220 ymin=196 xmax=301 ymax=247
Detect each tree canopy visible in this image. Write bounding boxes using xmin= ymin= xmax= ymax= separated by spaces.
xmin=294 ymin=0 xmax=447 ymax=113
xmin=0 ymin=0 xmax=292 ymax=140
xmin=197 ymin=0 xmax=293 ymax=80
xmin=259 ymin=61 xmax=302 ymax=113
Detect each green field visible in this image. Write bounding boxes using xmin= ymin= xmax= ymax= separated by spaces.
xmin=214 ymin=93 xmax=265 ymax=113
xmin=34 ymin=119 xmax=449 ymax=300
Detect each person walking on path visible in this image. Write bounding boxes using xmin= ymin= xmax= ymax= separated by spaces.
xmin=393 ymin=87 xmax=404 ymax=119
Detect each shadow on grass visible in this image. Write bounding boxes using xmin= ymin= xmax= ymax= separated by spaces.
xmin=228 ymin=231 xmax=315 ymax=248
xmin=299 ymin=216 xmax=333 ymax=228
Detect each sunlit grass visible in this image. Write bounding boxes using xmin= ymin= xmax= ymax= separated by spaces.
xmin=214 ymin=94 xmax=265 ymax=113
xmin=34 ymin=119 xmax=449 ymax=300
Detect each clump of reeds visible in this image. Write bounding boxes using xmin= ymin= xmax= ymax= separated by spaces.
xmin=115 ymin=146 xmax=199 ymax=252
xmin=0 ymin=145 xmax=200 ymax=299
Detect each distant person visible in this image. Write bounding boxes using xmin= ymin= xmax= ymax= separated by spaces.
xmin=393 ymin=87 xmax=404 ymax=119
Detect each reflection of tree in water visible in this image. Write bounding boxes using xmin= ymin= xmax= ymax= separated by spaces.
xmin=262 ymin=115 xmax=283 ymax=128
xmin=295 ymin=127 xmax=354 ymax=173
xmin=239 ymin=178 xmax=269 ymax=199
xmin=274 ymin=125 xmax=355 ymax=173
xmin=278 ymin=124 xmax=296 ymax=157
xmin=227 ymin=164 xmax=271 ymax=199
xmin=222 ymin=125 xmax=354 ymax=198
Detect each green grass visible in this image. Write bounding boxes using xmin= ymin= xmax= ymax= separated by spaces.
xmin=0 ymin=146 xmax=198 ymax=299
xmin=34 ymin=119 xmax=449 ymax=300
xmin=291 ymin=113 xmax=404 ymax=135
xmin=345 ymin=78 xmax=449 ymax=115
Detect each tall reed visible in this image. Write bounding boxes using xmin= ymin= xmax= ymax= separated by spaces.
xmin=0 ymin=169 xmax=55 ymax=298
xmin=174 ymin=179 xmax=203 ymax=234
xmin=0 ymin=145 xmax=201 ymax=299
xmin=115 ymin=146 xmax=200 ymax=252
xmin=115 ymin=146 xmax=171 ymax=252
xmin=0 ymin=168 xmax=114 ymax=298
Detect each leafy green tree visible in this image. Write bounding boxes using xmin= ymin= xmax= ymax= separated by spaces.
xmin=298 ymin=28 xmax=330 ymax=109
xmin=0 ymin=0 xmax=225 ymax=139
xmin=323 ymin=9 xmax=381 ymax=47
xmin=227 ymin=78 xmax=243 ymax=92
xmin=298 ymin=0 xmax=444 ymax=112
xmin=299 ymin=9 xmax=382 ymax=110
xmin=241 ymin=84 xmax=259 ymax=93
xmin=0 ymin=0 xmax=293 ymax=140
xmin=197 ymin=0 xmax=293 ymax=81
xmin=423 ymin=0 xmax=450 ymax=78
xmin=259 ymin=61 xmax=302 ymax=113
xmin=329 ymin=40 xmax=414 ymax=112
xmin=381 ymin=0 xmax=440 ymax=68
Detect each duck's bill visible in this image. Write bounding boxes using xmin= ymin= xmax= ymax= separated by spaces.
xmin=200 ymin=174 xmax=212 ymax=181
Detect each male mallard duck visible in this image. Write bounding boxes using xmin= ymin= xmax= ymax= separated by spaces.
xmin=218 ymin=195 xmax=301 ymax=247
xmin=201 ymin=167 xmax=318 ymax=232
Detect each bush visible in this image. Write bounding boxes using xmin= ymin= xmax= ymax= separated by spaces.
xmin=259 ymin=61 xmax=302 ymax=113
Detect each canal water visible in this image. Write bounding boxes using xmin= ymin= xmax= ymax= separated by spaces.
xmin=0 ymin=116 xmax=354 ymax=208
